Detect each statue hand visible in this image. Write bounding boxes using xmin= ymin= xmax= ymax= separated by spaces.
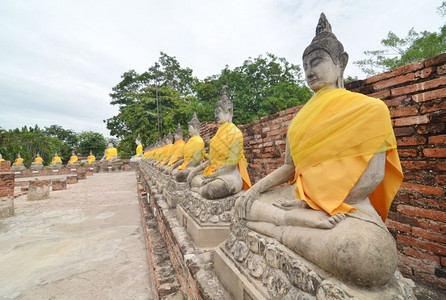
xmin=273 ymin=199 xmax=307 ymax=210
xmin=314 ymin=213 xmax=346 ymax=229
xmin=187 ymin=171 xmax=197 ymax=187
xmin=235 ymin=188 xmax=260 ymax=220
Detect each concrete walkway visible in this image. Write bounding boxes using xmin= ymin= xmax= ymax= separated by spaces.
xmin=0 ymin=171 xmax=152 ymax=300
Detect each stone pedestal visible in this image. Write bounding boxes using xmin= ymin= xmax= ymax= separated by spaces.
xmin=100 ymin=160 xmax=123 ymax=172
xmin=77 ymin=170 xmax=87 ymax=180
xmin=52 ymin=179 xmax=67 ymax=191
xmin=164 ymin=179 xmax=188 ymax=208
xmin=30 ymin=164 xmax=44 ymax=170
xmin=155 ymin=173 xmax=170 ymax=195
xmin=66 ymin=176 xmax=78 ymax=184
xmin=176 ymin=190 xmax=240 ymax=248
xmin=85 ymin=169 xmax=93 ymax=176
xmin=27 ymin=180 xmax=50 ymax=201
xmin=0 ymin=197 xmax=14 ymax=218
xmin=214 ymin=223 xmax=416 ymax=300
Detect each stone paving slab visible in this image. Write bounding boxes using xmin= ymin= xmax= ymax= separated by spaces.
xmin=0 ymin=171 xmax=152 ymax=300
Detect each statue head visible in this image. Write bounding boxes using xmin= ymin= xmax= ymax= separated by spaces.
xmin=188 ymin=112 xmax=201 ymax=137
xmin=174 ymin=123 xmax=183 ymax=141
xmin=165 ymin=132 xmax=173 ymax=144
xmin=37 ymin=152 xmax=40 ymax=157
xmin=135 ymin=134 xmax=142 ymax=145
xmin=107 ymin=140 xmax=114 ymax=148
xmin=0 ymin=153 xmax=2 ymax=159
xmin=90 ymin=150 xmax=93 ymax=155
xmin=72 ymin=150 xmax=75 ymax=155
xmin=302 ymin=13 xmax=349 ymax=92
xmin=17 ymin=153 xmax=21 ymax=158
xmin=54 ymin=151 xmax=58 ymax=157
xmin=215 ymin=86 xmax=233 ymax=124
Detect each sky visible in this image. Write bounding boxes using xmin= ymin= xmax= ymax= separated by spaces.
xmin=0 ymin=0 xmax=444 ymax=137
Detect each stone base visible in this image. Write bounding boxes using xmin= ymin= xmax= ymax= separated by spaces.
xmin=27 ymin=180 xmax=50 ymax=201
xmin=66 ymin=176 xmax=78 ymax=184
xmin=0 ymin=197 xmax=14 ymax=218
xmin=85 ymin=169 xmax=93 ymax=176
xmin=48 ymin=163 xmax=62 ymax=168
xmin=52 ymin=179 xmax=67 ymax=191
xmin=177 ymin=205 xmax=231 ymax=248
xmin=100 ymin=160 xmax=123 ymax=172
xmin=214 ymin=224 xmax=416 ymax=300
xmin=30 ymin=164 xmax=44 ymax=170
xmin=77 ymin=170 xmax=87 ymax=180
xmin=11 ymin=165 xmax=25 ymax=172
xmin=164 ymin=180 xmax=188 ymax=208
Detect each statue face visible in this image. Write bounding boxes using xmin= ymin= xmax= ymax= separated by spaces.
xmin=174 ymin=133 xmax=182 ymax=141
xmin=188 ymin=124 xmax=198 ymax=137
xmin=215 ymin=106 xmax=232 ymax=124
xmin=303 ymin=49 xmax=340 ymax=92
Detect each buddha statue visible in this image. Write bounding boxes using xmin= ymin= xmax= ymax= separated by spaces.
xmin=12 ymin=153 xmax=25 ymax=171
xmin=49 ymin=152 xmax=62 ymax=167
xmin=101 ymin=141 xmax=118 ymax=161
xmin=68 ymin=151 xmax=79 ymax=166
xmin=30 ymin=152 xmax=44 ymax=170
xmin=173 ymin=112 xmax=207 ymax=181
xmin=130 ymin=135 xmax=144 ymax=162
xmin=234 ymin=13 xmax=404 ymax=288
xmin=187 ymin=86 xmax=251 ymax=199
xmin=155 ymin=133 xmax=173 ymax=167
xmin=162 ymin=124 xmax=186 ymax=173
xmin=87 ymin=150 xmax=96 ymax=165
xmin=0 ymin=154 xmax=4 ymax=164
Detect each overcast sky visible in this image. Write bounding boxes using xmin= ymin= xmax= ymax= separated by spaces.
xmin=0 ymin=0 xmax=443 ymax=137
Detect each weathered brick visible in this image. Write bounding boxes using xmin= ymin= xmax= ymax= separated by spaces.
xmin=364 ymin=61 xmax=424 ymax=85
xmin=415 ymin=67 xmax=433 ymax=79
xmin=436 ymin=175 xmax=446 ymax=185
xmin=391 ymin=84 xmax=419 ymax=97
xmin=386 ymin=219 xmax=411 ymax=233
xmin=400 ymin=160 xmax=428 ymax=170
xmin=412 ymin=227 xmax=446 ymax=244
xmin=389 ymin=106 xmax=418 ymax=118
xmin=429 ymin=134 xmax=446 ymax=144
xmin=398 ymin=253 xmax=437 ymax=274
xmin=369 ymin=89 xmax=390 ymax=99
xmin=394 ymin=115 xmax=429 ymax=127
xmin=397 ymin=136 xmax=427 ymax=146
xmin=424 ymin=52 xmax=446 ymax=68
xmin=438 ymin=63 xmax=446 ymax=76
xmin=420 ymin=99 xmax=446 ymax=114
xmin=413 ymin=88 xmax=446 ymax=103
xmin=400 ymin=182 xmax=443 ymax=196
xmin=397 ymin=204 xmax=446 ymax=222
xmin=423 ymin=148 xmax=446 ymax=158
xmin=394 ymin=127 xmax=415 ymax=137
xmin=416 ymin=123 xmax=445 ymax=135
xmin=373 ymin=73 xmax=415 ymax=90
xmin=397 ymin=234 xmax=446 ymax=256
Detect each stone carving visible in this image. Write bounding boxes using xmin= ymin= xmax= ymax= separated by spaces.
xmin=230 ymin=12 xmax=409 ymax=297
xmin=186 ymin=87 xmax=251 ymax=200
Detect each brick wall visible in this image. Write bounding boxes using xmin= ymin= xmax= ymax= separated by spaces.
xmin=0 ymin=173 xmax=15 ymax=198
xmin=199 ymin=53 xmax=446 ymax=289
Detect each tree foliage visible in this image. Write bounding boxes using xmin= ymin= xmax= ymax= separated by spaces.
xmin=78 ymin=131 xmax=107 ymax=157
xmin=354 ymin=3 xmax=446 ymax=76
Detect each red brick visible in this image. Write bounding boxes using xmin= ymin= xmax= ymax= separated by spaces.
xmin=442 ymin=257 xmax=446 ymax=267
xmin=402 ymin=172 xmax=423 ymax=181
xmin=400 ymin=182 xmax=443 ymax=196
xmin=428 ymin=161 xmax=446 ymax=171
xmin=398 ymin=253 xmax=437 ymax=274
xmin=424 ymin=76 xmax=446 ymax=90
xmin=416 ymin=123 xmax=445 ymax=135
xmin=394 ymin=115 xmax=429 ymax=127
xmin=413 ymin=88 xmax=446 ymax=103
xmin=384 ymin=96 xmax=405 ymax=107
xmin=420 ymin=99 xmax=446 ymax=114
xmin=423 ymin=148 xmax=446 ymax=158
xmin=417 ymin=218 xmax=442 ymax=232
xmin=369 ymin=89 xmax=390 ymax=99
xmin=415 ymin=67 xmax=433 ymax=79
xmin=415 ymin=272 xmax=446 ymax=290
xmin=429 ymin=134 xmax=446 ymax=144
xmin=391 ymin=84 xmax=419 ymax=97
xmin=424 ymin=53 xmax=446 ymax=68
xmin=365 ymin=61 xmax=424 ymax=85
xmin=397 ymin=234 xmax=446 ymax=256
xmin=397 ymin=136 xmax=427 ymax=146
xmin=389 ymin=106 xmax=418 ymax=118
xmin=403 ymin=247 xmax=440 ymax=264
xmin=400 ymin=161 xmax=428 ymax=170
xmin=393 ymin=127 xmax=415 ymax=137
xmin=397 ymin=149 xmax=418 ymax=157
xmin=397 ymin=204 xmax=446 ymax=222
xmin=373 ymin=73 xmax=415 ymax=90
xmin=386 ymin=219 xmax=411 ymax=233
xmin=436 ymin=175 xmax=446 ymax=185
xmin=412 ymin=227 xmax=446 ymax=244
xmin=438 ymin=63 xmax=446 ymax=76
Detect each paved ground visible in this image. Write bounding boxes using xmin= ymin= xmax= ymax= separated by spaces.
xmin=0 ymin=171 xmax=152 ymax=300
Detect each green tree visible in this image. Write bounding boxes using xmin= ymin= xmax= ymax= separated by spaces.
xmin=78 ymin=131 xmax=107 ymax=157
xmin=354 ymin=3 xmax=446 ymax=76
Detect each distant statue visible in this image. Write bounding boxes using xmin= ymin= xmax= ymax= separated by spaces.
xmin=0 ymin=153 xmax=4 ymax=164
xmin=235 ymin=13 xmax=404 ymax=287
xmin=68 ymin=151 xmax=79 ymax=165
xmin=155 ymin=133 xmax=173 ymax=167
xmin=30 ymin=152 xmax=44 ymax=170
xmin=161 ymin=124 xmax=186 ymax=173
xmin=50 ymin=152 xmax=62 ymax=166
xmin=130 ymin=135 xmax=144 ymax=162
xmin=12 ymin=153 xmax=25 ymax=168
xmin=101 ymin=141 xmax=118 ymax=161
xmin=87 ymin=150 xmax=96 ymax=165
xmin=187 ymin=87 xmax=251 ymax=199
xmin=174 ymin=112 xmax=207 ymax=181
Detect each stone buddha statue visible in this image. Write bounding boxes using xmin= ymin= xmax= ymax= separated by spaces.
xmin=12 ymin=153 xmax=25 ymax=171
xmin=155 ymin=133 xmax=173 ymax=167
xmin=173 ymin=112 xmax=207 ymax=181
xmin=234 ymin=13 xmax=404 ymax=288
xmin=68 ymin=151 xmax=79 ymax=166
xmin=187 ymin=86 xmax=251 ymax=200
xmin=130 ymin=135 xmax=144 ymax=163
xmin=0 ymin=154 xmax=4 ymax=164
xmin=101 ymin=141 xmax=118 ymax=161
xmin=30 ymin=152 xmax=44 ymax=170
xmin=161 ymin=124 xmax=186 ymax=173
xmin=49 ymin=152 xmax=62 ymax=167
xmin=87 ymin=150 xmax=96 ymax=165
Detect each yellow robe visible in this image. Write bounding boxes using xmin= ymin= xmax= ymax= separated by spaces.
xmin=52 ymin=156 xmax=62 ymax=164
xmin=68 ymin=155 xmax=78 ymax=165
xmin=157 ymin=144 xmax=173 ymax=166
xmin=13 ymin=157 xmax=24 ymax=165
xmin=167 ymin=140 xmax=186 ymax=166
xmin=33 ymin=156 xmax=43 ymax=164
xmin=0 ymin=158 xmax=4 ymax=164
xmin=203 ymin=122 xmax=251 ymax=190
xmin=106 ymin=148 xmax=118 ymax=160
xmin=178 ymin=136 xmax=207 ymax=170
xmin=136 ymin=145 xmax=143 ymax=157
xmin=87 ymin=155 xmax=96 ymax=164
xmin=288 ymin=87 xmax=403 ymax=221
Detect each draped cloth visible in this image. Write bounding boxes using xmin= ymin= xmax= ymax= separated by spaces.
xmin=288 ymin=87 xmax=403 ymax=221
xmin=87 ymin=155 xmax=96 ymax=164
xmin=167 ymin=140 xmax=186 ymax=166
xmin=33 ymin=157 xmax=43 ymax=164
xmin=106 ymin=148 xmax=118 ymax=160
xmin=69 ymin=155 xmax=78 ymax=165
xmin=13 ymin=158 xmax=24 ymax=165
xmin=178 ymin=136 xmax=207 ymax=170
xmin=157 ymin=144 xmax=173 ymax=166
xmin=136 ymin=145 xmax=143 ymax=157
xmin=203 ymin=122 xmax=252 ymax=190
xmin=52 ymin=156 xmax=62 ymax=164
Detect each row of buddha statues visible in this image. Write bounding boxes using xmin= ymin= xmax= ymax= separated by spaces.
xmin=4 ymin=141 xmax=120 ymax=171
xmin=136 ymin=13 xmax=413 ymax=298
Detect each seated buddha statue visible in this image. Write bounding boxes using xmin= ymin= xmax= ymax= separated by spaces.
xmin=0 ymin=154 xmax=4 ymax=164
xmin=50 ymin=152 xmax=62 ymax=167
xmin=187 ymin=87 xmax=251 ymax=200
xmin=30 ymin=152 xmax=44 ymax=169
xmin=101 ymin=141 xmax=118 ymax=161
xmin=235 ymin=13 xmax=403 ymax=288
xmin=130 ymin=135 xmax=144 ymax=162
xmin=68 ymin=151 xmax=79 ymax=166
xmin=87 ymin=150 xmax=96 ymax=165
xmin=173 ymin=112 xmax=207 ymax=181
xmin=155 ymin=133 xmax=173 ymax=167
xmin=13 ymin=153 xmax=24 ymax=166
xmin=161 ymin=124 xmax=186 ymax=173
